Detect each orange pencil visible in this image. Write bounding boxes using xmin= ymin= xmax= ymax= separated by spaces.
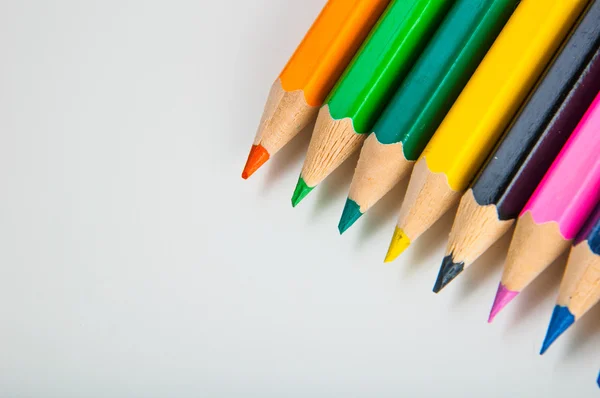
xmin=242 ymin=0 xmax=391 ymax=179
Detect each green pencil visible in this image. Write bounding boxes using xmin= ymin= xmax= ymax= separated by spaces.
xmin=291 ymin=0 xmax=451 ymax=207
xmin=338 ymin=0 xmax=520 ymax=233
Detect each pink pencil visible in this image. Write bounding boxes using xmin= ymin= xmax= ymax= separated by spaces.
xmin=489 ymin=92 xmax=600 ymax=322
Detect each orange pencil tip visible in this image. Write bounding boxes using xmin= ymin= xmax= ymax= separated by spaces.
xmin=242 ymin=144 xmax=270 ymax=179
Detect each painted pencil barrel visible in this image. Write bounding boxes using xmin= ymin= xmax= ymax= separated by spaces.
xmin=521 ymin=93 xmax=600 ymax=240
xmin=420 ymin=0 xmax=589 ymax=191
xmin=280 ymin=0 xmax=391 ymax=106
xmin=474 ymin=0 xmax=600 ymax=219
xmin=341 ymin=0 xmax=519 ymax=232
xmin=326 ymin=0 xmax=451 ymax=134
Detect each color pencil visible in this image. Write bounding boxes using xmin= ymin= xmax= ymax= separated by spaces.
xmin=384 ymin=0 xmax=588 ymax=262
xmin=291 ymin=0 xmax=451 ymax=206
xmin=489 ymin=92 xmax=600 ymax=322
xmin=540 ymin=202 xmax=600 ymax=354
xmin=434 ymin=0 xmax=600 ymax=292
xmin=337 ymin=0 xmax=520 ymax=234
xmin=241 ymin=0 xmax=390 ymax=179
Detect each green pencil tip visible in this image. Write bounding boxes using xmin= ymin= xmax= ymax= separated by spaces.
xmin=338 ymin=198 xmax=363 ymax=234
xmin=291 ymin=176 xmax=314 ymax=207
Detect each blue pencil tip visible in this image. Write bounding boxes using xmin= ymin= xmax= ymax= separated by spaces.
xmin=540 ymin=305 xmax=575 ymax=355
xmin=338 ymin=198 xmax=363 ymax=234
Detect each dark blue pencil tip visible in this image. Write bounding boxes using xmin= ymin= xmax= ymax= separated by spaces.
xmin=540 ymin=305 xmax=575 ymax=355
xmin=433 ymin=255 xmax=464 ymax=293
xmin=338 ymin=198 xmax=363 ymax=235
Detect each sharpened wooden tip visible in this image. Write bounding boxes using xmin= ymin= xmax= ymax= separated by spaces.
xmin=395 ymin=158 xmax=461 ymax=245
xmin=347 ymin=134 xmax=413 ymax=217
xmin=556 ymin=242 xmax=600 ymax=319
xmin=300 ymin=105 xmax=365 ymax=188
xmin=445 ymin=189 xmax=514 ymax=267
xmin=500 ymin=211 xmax=571 ymax=292
xmin=250 ymin=79 xmax=317 ymax=162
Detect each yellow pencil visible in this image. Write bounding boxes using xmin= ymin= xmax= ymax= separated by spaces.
xmin=384 ymin=0 xmax=589 ymax=262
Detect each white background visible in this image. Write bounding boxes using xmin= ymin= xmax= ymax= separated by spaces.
xmin=0 ymin=0 xmax=598 ymax=396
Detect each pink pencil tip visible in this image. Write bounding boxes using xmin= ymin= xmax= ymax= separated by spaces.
xmin=488 ymin=283 xmax=519 ymax=323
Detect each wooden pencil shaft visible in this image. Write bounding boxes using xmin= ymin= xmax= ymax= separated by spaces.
xmin=396 ymin=158 xmax=461 ymax=240
xmin=445 ymin=189 xmax=514 ymax=264
xmin=470 ymin=0 xmax=600 ymax=220
xmin=501 ymin=211 xmax=571 ymax=292
xmin=301 ymin=105 xmax=362 ymax=187
xmin=348 ymin=136 xmax=412 ymax=212
xmin=557 ymin=203 xmax=600 ymax=318
xmin=557 ymin=242 xmax=600 ymax=319
xmin=253 ymin=79 xmax=316 ymax=154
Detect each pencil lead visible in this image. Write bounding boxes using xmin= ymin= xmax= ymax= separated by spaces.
xmin=338 ymin=198 xmax=363 ymax=234
xmin=384 ymin=227 xmax=410 ymax=263
xmin=433 ymin=255 xmax=464 ymax=293
xmin=488 ymin=283 xmax=518 ymax=323
xmin=291 ymin=176 xmax=314 ymax=207
xmin=540 ymin=305 xmax=575 ymax=355
xmin=242 ymin=144 xmax=270 ymax=179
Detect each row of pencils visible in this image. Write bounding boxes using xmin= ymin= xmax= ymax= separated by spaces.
xmin=242 ymin=0 xmax=600 ymax=379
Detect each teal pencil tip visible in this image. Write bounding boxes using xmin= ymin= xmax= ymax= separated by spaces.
xmin=540 ymin=305 xmax=575 ymax=355
xmin=291 ymin=176 xmax=314 ymax=207
xmin=338 ymin=198 xmax=363 ymax=234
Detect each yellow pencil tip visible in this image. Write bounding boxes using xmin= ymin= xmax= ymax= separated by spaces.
xmin=384 ymin=227 xmax=410 ymax=263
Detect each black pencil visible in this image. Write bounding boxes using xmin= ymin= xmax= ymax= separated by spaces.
xmin=434 ymin=0 xmax=600 ymax=293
